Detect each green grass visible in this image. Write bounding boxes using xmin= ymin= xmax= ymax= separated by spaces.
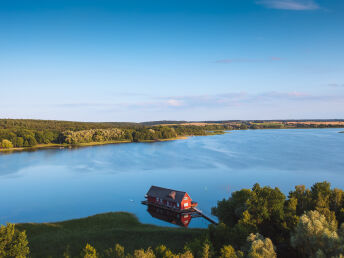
xmin=16 ymin=212 xmax=206 ymax=258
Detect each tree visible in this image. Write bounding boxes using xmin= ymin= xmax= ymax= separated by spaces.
xmin=212 ymin=189 xmax=252 ymax=227
xmin=0 ymin=223 xmax=30 ymax=257
xmin=219 ymin=245 xmax=238 ymax=258
xmin=104 ymin=243 xmax=125 ymax=258
xmin=82 ymin=243 xmax=98 ymax=258
xmin=291 ymin=210 xmax=343 ymax=257
xmin=133 ymin=247 xmax=156 ymax=258
xmin=1 ymin=139 xmax=13 ymax=149
xmin=201 ymin=242 xmax=211 ymax=258
xmin=12 ymin=137 xmax=24 ymax=147
xmin=155 ymin=245 xmax=174 ymax=258
xmin=185 ymin=238 xmax=213 ymax=258
xmin=288 ymin=185 xmax=313 ymax=215
xmin=24 ymin=135 xmax=37 ymax=147
xmin=243 ymin=184 xmax=287 ymax=242
xmin=246 ymin=233 xmax=276 ymax=258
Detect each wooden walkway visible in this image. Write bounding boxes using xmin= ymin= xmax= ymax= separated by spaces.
xmin=141 ymin=201 xmax=218 ymax=225
xmin=192 ymin=207 xmax=218 ymax=225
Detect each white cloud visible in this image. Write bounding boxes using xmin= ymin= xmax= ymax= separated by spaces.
xmin=256 ymin=0 xmax=319 ymax=10
xmin=166 ymin=99 xmax=183 ymax=107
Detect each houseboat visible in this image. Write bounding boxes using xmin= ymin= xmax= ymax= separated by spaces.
xmin=143 ymin=186 xmax=198 ymax=211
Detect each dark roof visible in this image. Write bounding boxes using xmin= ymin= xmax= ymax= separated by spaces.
xmin=146 ymin=186 xmax=189 ymax=203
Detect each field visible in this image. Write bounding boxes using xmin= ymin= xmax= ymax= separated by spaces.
xmin=286 ymin=121 xmax=344 ymax=126
xmin=16 ymin=212 xmax=206 ymax=258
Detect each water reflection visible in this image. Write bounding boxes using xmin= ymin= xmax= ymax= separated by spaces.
xmin=146 ymin=205 xmax=192 ymax=228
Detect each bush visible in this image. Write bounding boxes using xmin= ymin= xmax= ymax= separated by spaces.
xmin=1 ymin=139 xmax=13 ymax=148
xmin=0 ymin=223 xmax=30 ymax=257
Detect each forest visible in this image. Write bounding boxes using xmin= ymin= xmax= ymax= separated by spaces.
xmin=2 ymin=181 xmax=344 ymax=258
xmin=0 ymin=119 xmax=226 ymax=149
xmin=0 ymin=119 xmax=343 ymax=149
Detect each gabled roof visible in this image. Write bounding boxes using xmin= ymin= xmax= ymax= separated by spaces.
xmin=146 ymin=186 xmax=188 ymax=203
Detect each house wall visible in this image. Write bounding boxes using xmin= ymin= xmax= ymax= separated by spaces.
xmin=181 ymin=193 xmax=192 ymax=210
xmin=147 ymin=192 xmax=192 ymax=210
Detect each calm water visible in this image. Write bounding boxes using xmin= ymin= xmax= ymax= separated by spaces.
xmin=1 ymin=128 xmax=344 ymax=228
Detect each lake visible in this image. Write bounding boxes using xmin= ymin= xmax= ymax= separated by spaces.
xmin=1 ymin=128 xmax=344 ymax=228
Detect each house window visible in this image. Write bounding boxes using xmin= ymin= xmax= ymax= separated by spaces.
xmin=184 ymin=197 xmax=188 ymax=200
xmin=184 ymin=203 xmax=189 ymax=207
xmin=177 ymin=203 xmax=179 ymax=208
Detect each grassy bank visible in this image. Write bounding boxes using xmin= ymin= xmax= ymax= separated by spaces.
xmin=16 ymin=212 xmax=206 ymax=258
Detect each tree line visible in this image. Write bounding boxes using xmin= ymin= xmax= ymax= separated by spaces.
xmin=1 ymin=118 xmax=342 ymax=149
xmin=0 ymin=120 xmax=227 ymax=149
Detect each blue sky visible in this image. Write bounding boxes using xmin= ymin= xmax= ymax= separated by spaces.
xmin=1 ymin=0 xmax=343 ymax=122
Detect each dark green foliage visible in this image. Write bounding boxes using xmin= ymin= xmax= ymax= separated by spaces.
xmin=211 ymin=182 xmax=344 ymax=258
xmin=211 ymin=184 xmax=294 ymax=248
xmin=184 ymin=237 xmax=214 ymax=258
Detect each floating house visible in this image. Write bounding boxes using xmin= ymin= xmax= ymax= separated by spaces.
xmin=144 ymin=186 xmax=198 ymax=211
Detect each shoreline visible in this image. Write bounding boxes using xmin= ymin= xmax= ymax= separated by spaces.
xmin=0 ymin=136 xmax=191 ymax=153
xmin=1 ymin=128 xmax=342 ymax=153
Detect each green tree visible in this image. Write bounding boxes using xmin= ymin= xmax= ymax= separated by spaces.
xmin=178 ymin=250 xmax=194 ymax=258
xmin=133 ymin=247 xmax=155 ymax=258
xmin=82 ymin=243 xmax=98 ymax=258
xmin=1 ymin=139 xmax=13 ymax=149
xmin=185 ymin=238 xmax=213 ymax=258
xmin=219 ymin=245 xmax=238 ymax=258
xmin=12 ymin=137 xmax=24 ymax=147
xmin=211 ymin=184 xmax=291 ymax=249
xmin=201 ymin=242 xmax=211 ymax=258
xmin=212 ymin=189 xmax=252 ymax=227
xmin=155 ymin=245 xmax=174 ymax=258
xmin=0 ymin=223 xmax=30 ymax=258
xmin=288 ymin=185 xmax=313 ymax=215
xmin=291 ymin=210 xmax=343 ymax=257
xmin=246 ymin=233 xmax=276 ymax=258
xmin=24 ymin=135 xmax=37 ymax=147
xmin=104 ymin=243 xmax=126 ymax=258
